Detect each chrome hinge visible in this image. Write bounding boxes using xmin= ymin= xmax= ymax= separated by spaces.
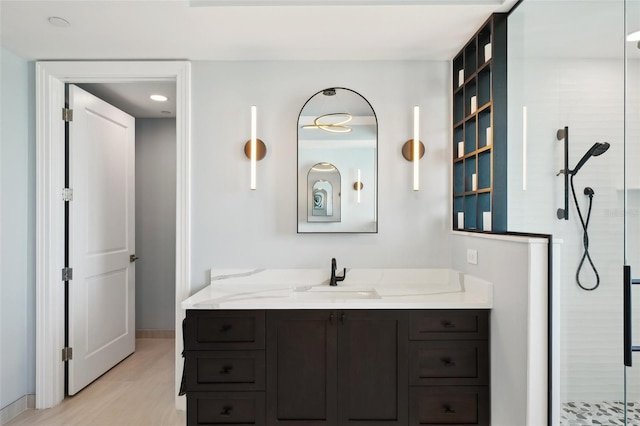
xmin=62 ymin=108 xmax=73 ymax=122
xmin=62 ymin=267 xmax=73 ymax=281
xmin=62 ymin=347 xmax=73 ymax=362
xmin=62 ymin=188 xmax=73 ymax=202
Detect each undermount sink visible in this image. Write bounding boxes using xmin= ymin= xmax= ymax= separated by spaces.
xmin=291 ymin=286 xmax=380 ymax=300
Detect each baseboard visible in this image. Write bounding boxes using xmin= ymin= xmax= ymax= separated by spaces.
xmin=136 ymin=329 xmax=175 ymax=339
xmin=1 ymin=394 xmax=35 ymax=425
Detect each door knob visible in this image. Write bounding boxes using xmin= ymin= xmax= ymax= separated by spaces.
xmin=129 ymin=254 xmax=139 ymax=263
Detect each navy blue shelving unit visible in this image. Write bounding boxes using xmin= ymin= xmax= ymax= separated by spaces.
xmin=452 ymin=13 xmax=507 ymax=232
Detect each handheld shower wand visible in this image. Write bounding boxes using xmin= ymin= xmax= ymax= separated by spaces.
xmin=569 ymin=142 xmax=610 ymax=291
xmin=569 ymin=142 xmax=610 ymax=176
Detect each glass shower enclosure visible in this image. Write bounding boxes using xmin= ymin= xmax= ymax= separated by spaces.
xmin=506 ymin=0 xmax=639 ymax=423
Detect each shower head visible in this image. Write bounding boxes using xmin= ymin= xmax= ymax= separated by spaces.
xmin=570 ymin=142 xmax=610 ymax=176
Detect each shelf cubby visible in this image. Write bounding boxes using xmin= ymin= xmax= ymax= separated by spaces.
xmin=478 ymin=151 xmax=491 ymax=190
xmin=453 ymin=124 xmax=464 ymax=160
xmin=464 ymin=41 xmax=477 ymax=79
xmin=453 ymin=54 xmax=465 ymax=89
xmin=464 ymin=117 xmax=477 ymax=155
xmin=464 ymin=195 xmax=477 ymax=229
xmin=464 ymin=157 xmax=477 ymax=192
xmin=464 ymin=79 xmax=477 ymax=117
xmin=453 ymin=162 xmax=464 ymax=195
xmin=478 ymin=24 xmax=492 ymax=64
xmin=478 ymin=192 xmax=492 ymax=231
xmin=477 ymin=109 xmax=492 ymax=149
xmin=477 ymin=66 xmax=492 ymax=107
xmin=453 ymin=90 xmax=465 ymax=124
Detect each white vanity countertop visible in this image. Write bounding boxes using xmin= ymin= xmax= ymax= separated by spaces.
xmin=181 ymin=268 xmax=493 ymax=310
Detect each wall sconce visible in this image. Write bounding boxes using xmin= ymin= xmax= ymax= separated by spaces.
xmin=401 ymin=105 xmax=425 ymax=191
xmin=353 ymin=169 xmax=363 ymax=203
xmin=243 ymin=105 xmax=267 ymax=190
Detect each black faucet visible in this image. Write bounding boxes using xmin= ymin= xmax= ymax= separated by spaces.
xmin=330 ymin=258 xmax=346 ymax=286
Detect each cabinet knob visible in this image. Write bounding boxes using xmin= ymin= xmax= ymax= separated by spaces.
xmin=220 ymin=324 xmax=232 ymax=332
xmin=340 ymin=312 xmax=346 ymax=324
xmin=329 ymin=312 xmax=334 ymax=324
xmin=443 ymin=404 xmax=456 ymax=414
xmin=220 ymin=405 xmax=233 ymax=416
xmin=441 ymin=320 xmax=455 ymax=329
xmin=441 ymin=357 xmax=456 ymax=367
xmin=219 ymin=365 xmax=233 ymax=375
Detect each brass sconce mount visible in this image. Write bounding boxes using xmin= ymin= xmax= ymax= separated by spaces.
xmin=401 ymin=139 xmax=425 ymax=161
xmin=243 ymin=139 xmax=267 ymax=160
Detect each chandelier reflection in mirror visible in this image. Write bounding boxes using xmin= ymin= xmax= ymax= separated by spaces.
xmin=300 ymin=88 xmax=353 ymax=133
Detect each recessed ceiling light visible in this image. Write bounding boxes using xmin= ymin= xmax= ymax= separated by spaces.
xmin=627 ymin=30 xmax=640 ymax=41
xmin=150 ymin=94 xmax=168 ymax=102
xmin=48 ymin=16 xmax=70 ymax=28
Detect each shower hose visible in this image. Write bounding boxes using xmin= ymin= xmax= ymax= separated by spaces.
xmin=570 ymin=174 xmax=600 ymax=291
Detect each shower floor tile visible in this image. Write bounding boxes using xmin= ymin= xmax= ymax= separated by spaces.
xmin=561 ymin=401 xmax=640 ymax=425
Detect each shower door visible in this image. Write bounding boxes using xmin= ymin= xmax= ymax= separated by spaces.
xmin=624 ymin=0 xmax=640 ymax=422
xmin=506 ymin=0 xmax=633 ymax=424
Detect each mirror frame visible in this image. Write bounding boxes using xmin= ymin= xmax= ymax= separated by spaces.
xmin=296 ymin=87 xmax=378 ymax=234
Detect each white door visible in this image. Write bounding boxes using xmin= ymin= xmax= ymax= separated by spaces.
xmin=67 ymin=84 xmax=136 ymax=395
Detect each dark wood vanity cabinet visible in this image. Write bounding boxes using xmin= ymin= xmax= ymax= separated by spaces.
xmin=184 ymin=309 xmax=489 ymax=426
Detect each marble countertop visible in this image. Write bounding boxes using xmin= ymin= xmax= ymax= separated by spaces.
xmin=181 ymin=268 xmax=493 ymax=310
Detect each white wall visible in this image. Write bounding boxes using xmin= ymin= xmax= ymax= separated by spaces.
xmin=135 ymin=118 xmax=176 ymax=331
xmin=0 ymin=47 xmax=36 ymax=410
xmin=189 ymin=61 xmax=452 ymax=291
xmin=452 ymin=232 xmax=549 ymax=426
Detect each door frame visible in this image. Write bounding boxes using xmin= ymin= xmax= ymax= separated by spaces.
xmin=35 ymin=61 xmax=191 ymax=410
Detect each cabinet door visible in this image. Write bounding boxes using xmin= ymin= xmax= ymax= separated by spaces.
xmin=266 ymin=310 xmax=337 ymax=426
xmin=337 ymin=310 xmax=408 ymax=425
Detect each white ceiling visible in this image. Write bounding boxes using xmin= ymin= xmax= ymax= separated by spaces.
xmin=0 ymin=0 xmax=518 ymax=61
xmin=78 ymin=82 xmax=177 ymax=118
xmin=0 ymin=0 xmax=518 ymax=117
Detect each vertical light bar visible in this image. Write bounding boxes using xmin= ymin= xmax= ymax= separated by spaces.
xmin=413 ymin=105 xmax=420 ymax=191
xmin=250 ymin=105 xmax=257 ymax=190
xmin=522 ymin=106 xmax=528 ymax=191
xmin=357 ymin=169 xmax=362 ymax=203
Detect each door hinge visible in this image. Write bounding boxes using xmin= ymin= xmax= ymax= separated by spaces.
xmin=62 ymin=187 xmax=73 ymax=202
xmin=62 ymin=347 xmax=73 ymax=362
xmin=62 ymin=267 xmax=73 ymax=281
xmin=62 ymin=108 xmax=73 ymax=122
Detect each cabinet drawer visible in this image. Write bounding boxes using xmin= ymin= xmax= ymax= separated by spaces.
xmin=409 ymin=387 xmax=489 ymax=425
xmin=186 ymin=351 xmax=265 ymax=391
xmin=187 ymin=392 xmax=265 ymax=426
xmin=186 ymin=310 xmax=265 ymax=350
xmin=409 ymin=310 xmax=488 ymax=340
xmin=409 ymin=341 xmax=488 ymax=386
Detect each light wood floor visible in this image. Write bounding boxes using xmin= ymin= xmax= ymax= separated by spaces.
xmin=7 ymin=339 xmax=185 ymax=426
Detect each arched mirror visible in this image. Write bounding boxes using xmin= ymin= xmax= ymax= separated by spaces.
xmin=297 ymin=88 xmax=377 ymax=233
xmin=308 ymin=163 xmax=340 ymax=222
